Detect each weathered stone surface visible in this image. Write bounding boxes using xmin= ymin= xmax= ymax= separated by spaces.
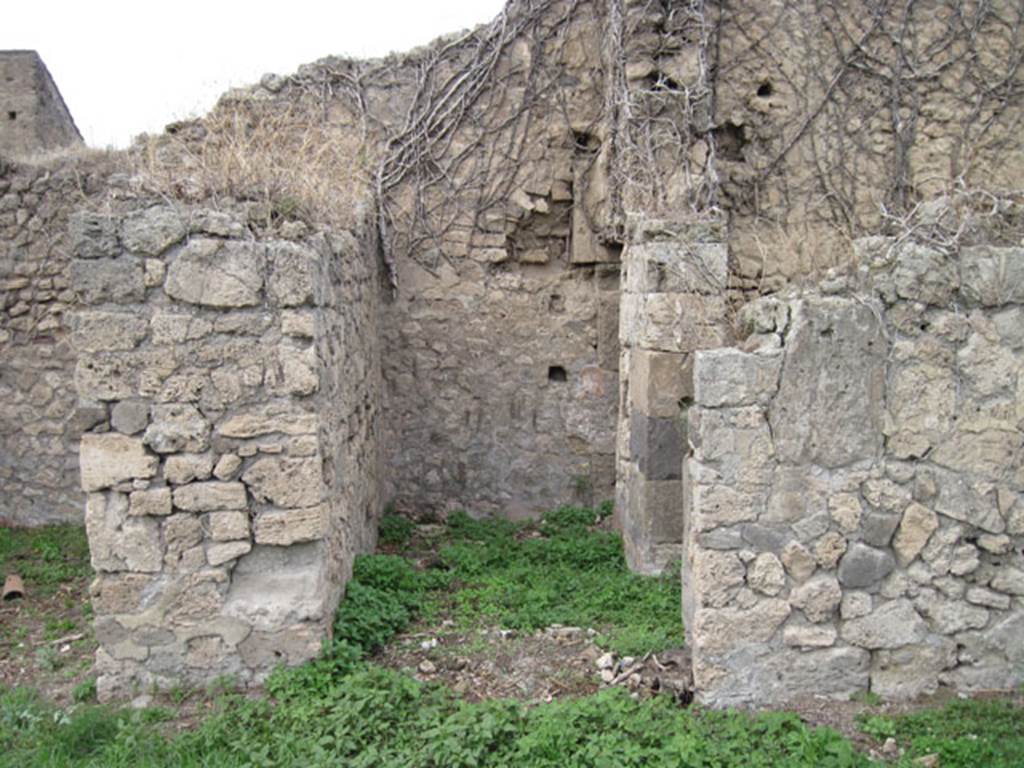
xmin=71 ymin=312 xmax=149 ymax=353
xmin=121 ymin=206 xmax=187 ymax=256
xmin=129 ymin=488 xmax=172 ymax=517
xmin=966 ymin=587 xmax=1011 ymax=610
xmin=769 ymin=298 xmax=886 ymax=468
xmin=630 ymin=414 xmax=683 ymax=480
xmin=871 ymin=636 xmax=957 ymax=698
xmin=224 ymin=543 xmax=328 ymax=631
xmin=828 ymin=493 xmax=862 ymax=533
xmin=840 ymin=599 xmax=927 ymax=649
xmin=892 ymin=243 xmax=957 ymax=306
xmin=693 ymin=550 xmax=745 ymax=607
xmin=790 ymin=573 xmax=842 ymax=623
xmin=268 ymin=243 xmax=315 ymax=306
xmin=213 ymin=454 xmax=242 ymax=480
xmin=840 ymin=591 xmax=872 ymax=620
xmin=814 ymin=532 xmax=847 ymax=569
xmin=164 ymin=452 xmax=215 ymax=485
xmin=861 ymin=511 xmax=901 ymax=547
xmin=629 ymin=349 xmax=689 ymax=418
xmin=265 ymin=344 xmax=319 ymax=396
xmin=208 ymin=511 xmax=250 ymax=541
xmin=242 ymin=457 xmax=322 ymax=508
xmin=111 ymin=400 xmax=150 ymax=435
xmin=85 ymin=493 xmax=128 ymax=571
xmin=960 ymin=246 xmax=1024 ymax=307
xmin=915 ymin=592 xmax=989 ymax=634
xmin=783 ymin=621 xmax=837 ymax=648
xmin=990 ymin=568 xmax=1024 ymax=596
xmin=781 ymin=541 xmax=816 ymax=582
xmin=207 ymin=541 xmax=253 ymax=567
xmin=80 ymin=434 xmax=158 ymax=491
xmin=747 ymin=552 xmax=785 ymax=596
xmin=71 ymin=257 xmax=145 ymax=304
xmin=121 ymin=518 xmax=163 ymax=573
xmin=838 ymin=543 xmax=895 ymax=589
xmin=253 ymin=506 xmax=326 ymax=546
xmin=693 ymin=349 xmax=781 ymax=407
xmin=150 ymin=313 xmax=213 ymax=345
xmin=69 ymin=211 xmax=119 ymax=259
xmin=173 ymin=482 xmax=247 ymax=512
xmin=144 ymin=404 xmax=210 ymax=454
xmin=695 ymin=599 xmax=791 ymax=656
xmin=165 ymin=239 xmax=265 ymax=308
xmin=217 ymin=404 xmax=318 ymax=438
xmin=893 ymin=503 xmax=939 ymax=567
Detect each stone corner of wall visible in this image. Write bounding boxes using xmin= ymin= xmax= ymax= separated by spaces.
xmin=67 ymin=201 xmax=383 ymax=698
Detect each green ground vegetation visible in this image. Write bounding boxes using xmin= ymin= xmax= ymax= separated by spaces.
xmin=1 ymin=512 xmax=1021 ymax=767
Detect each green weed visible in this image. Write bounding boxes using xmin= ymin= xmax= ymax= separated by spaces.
xmin=378 ymin=513 xmax=416 ymax=548
xmin=0 ymin=525 xmax=92 ymax=596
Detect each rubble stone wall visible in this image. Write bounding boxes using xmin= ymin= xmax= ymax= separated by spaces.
xmin=69 ymin=203 xmax=382 ymax=698
xmin=0 ymin=161 xmax=102 ymax=526
xmin=683 ymin=238 xmax=1024 ymax=707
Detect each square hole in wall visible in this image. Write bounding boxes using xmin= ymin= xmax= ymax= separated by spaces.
xmin=548 ymin=365 xmax=567 ymax=382
xmin=7 ymin=111 xmax=16 ymax=121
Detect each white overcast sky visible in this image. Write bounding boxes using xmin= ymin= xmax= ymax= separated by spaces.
xmin=3 ymin=1 xmax=507 ymax=149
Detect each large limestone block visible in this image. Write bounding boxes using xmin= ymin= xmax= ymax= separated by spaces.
xmin=143 ymin=404 xmax=211 ymax=454
xmin=253 ymin=506 xmax=327 ymax=546
xmin=71 ymin=312 xmax=149 ymax=353
xmin=769 ymin=298 xmax=885 ymax=468
xmin=892 ymin=243 xmax=957 ymax=306
xmin=693 ymin=349 xmax=782 ymax=408
xmin=629 ymin=413 xmax=683 ymax=480
xmin=623 ymin=240 xmax=727 ymax=295
xmin=871 ymin=636 xmax=957 ymax=699
xmin=165 ymin=239 xmax=265 ymax=308
xmin=224 ymin=543 xmax=329 ymax=631
xmin=69 ymin=211 xmax=119 ymax=259
xmin=268 ymin=242 xmax=316 ymax=307
xmin=694 ymin=598 xmax=791 ymax=656
xmin=80 ymin=434 xmax=158 ymax=492
xmin=960 ymin=246 xmax=1024 ymax=307
xmin=692 ymin=549 xmax=745 ymax=608
xmin=120 ymin=206 xmax=187 ymax=256
xmin=216 ymin=404 xmax=319 ymax=438
xmin=172 ymin=482 xmax=247 ymax=512
xmin=840 ymin=598 xmax=927 ymax=649
xmin=85 ymin=493 xmax=162 ymax=573
xmin=628 ymin=349 xmax=688 ymax=418
xmin=243 ymin=457 xmax=322 ymax=508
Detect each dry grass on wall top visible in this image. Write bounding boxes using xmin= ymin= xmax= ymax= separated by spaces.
xmin=131 ymin=97 xmax=373 ymax=229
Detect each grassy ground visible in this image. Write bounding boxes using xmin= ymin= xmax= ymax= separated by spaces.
xmin=1 ymin=511 xmax=1022 ymax=767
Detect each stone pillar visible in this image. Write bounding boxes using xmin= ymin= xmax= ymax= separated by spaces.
xmin=69 ymin=204 xmax=380 ymax=698
xmin=616 ymin=218 xmax=728 ymax=574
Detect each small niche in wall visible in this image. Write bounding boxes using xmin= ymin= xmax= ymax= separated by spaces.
xmin=756 ymin=81 xmax=773 ymax=98
xmin=7 ymin=111 xmax=16 ymax=121
xmin=548 ymin=365 xmax=568 ymax=383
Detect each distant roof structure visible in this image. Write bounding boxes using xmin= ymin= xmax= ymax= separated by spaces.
xmin=0 ymin=50 xmax=82 ymax=157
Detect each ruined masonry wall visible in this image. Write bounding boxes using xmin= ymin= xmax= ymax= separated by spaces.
xmin=70 ymin=205 xmax=381 ymax=697
xmin=0 ymin=163 xmax=97 ymax=526
xmin=683 ymin=239 xmax=1024 ymax=707
xmin=615 ymin=218 xmax=729 ymax=574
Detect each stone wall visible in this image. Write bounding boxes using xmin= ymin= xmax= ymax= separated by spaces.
xmin=0 ymin=51 xmax=82 ymax=158
xmin=0 ymin=160 xmax=106 ymax=526
xmin=615 ymin=217 xmax=729 ymax=573
xmin=682 ymin=238 xmax=1024 ymax=706
xmin=69 ymin=203 xmax=382 ymax=698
